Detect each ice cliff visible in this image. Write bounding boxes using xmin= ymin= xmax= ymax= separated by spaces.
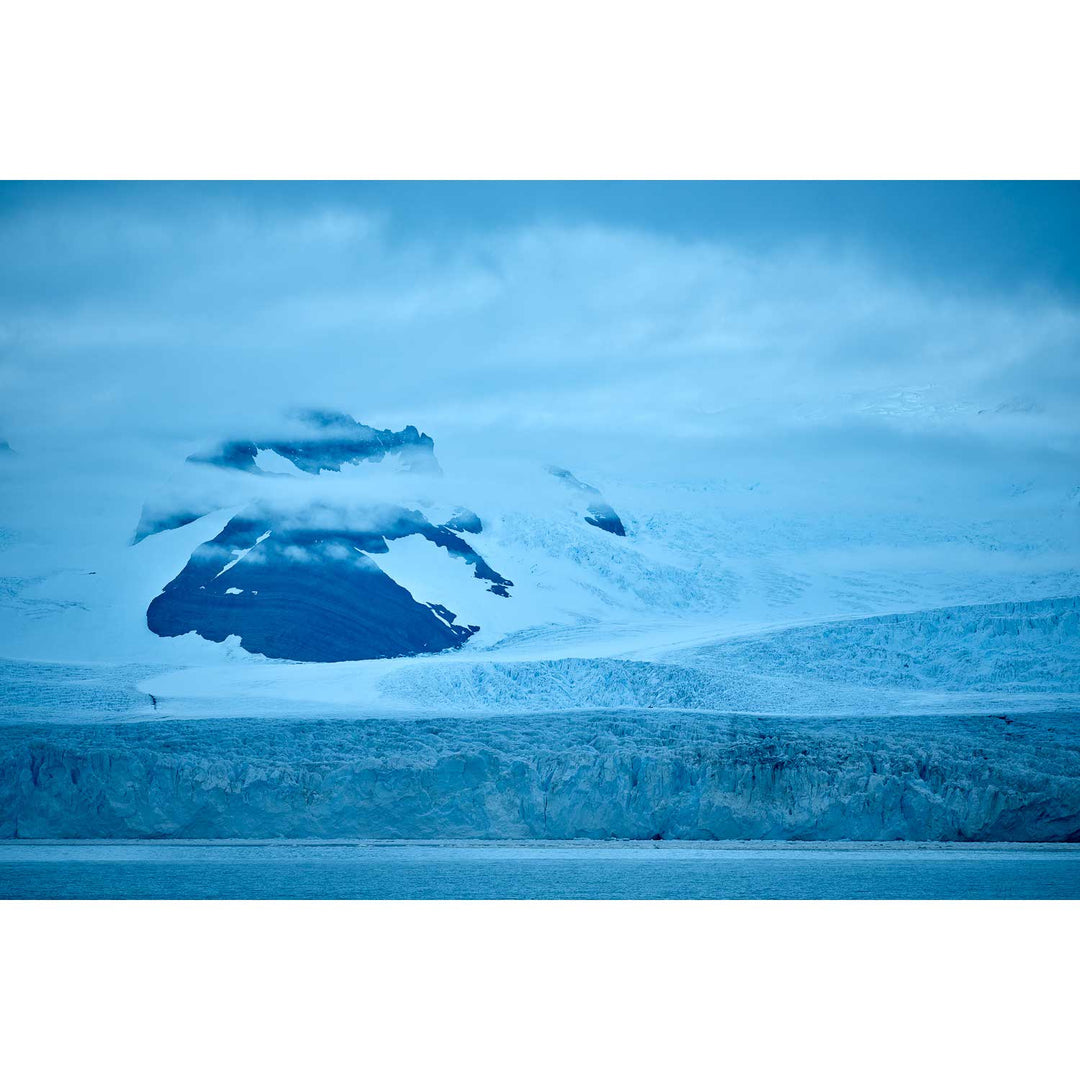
xmin=3 ymin=711 xmax=1078 ymax=841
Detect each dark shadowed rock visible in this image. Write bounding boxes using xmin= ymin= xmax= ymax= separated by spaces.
xmin=146 ymin=513 xmax=479 ymax=661
xmin=188 ymin=440 xmax=261 ymax=472
xmin=444 ymin=508 xmax=483 ymax=534
xmin=188 ymin=410 xmax=439 ymax=475
xmin=548 ymin=466 xmax=626 ymax=536
xmin=146 ymin=505 xmax=510 ymax=660
xmin=132 ymin=507 xmax=216 ymax=545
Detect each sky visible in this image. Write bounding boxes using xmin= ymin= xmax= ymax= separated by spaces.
xmin=1 ymin=181 xmax=1078 ymax=529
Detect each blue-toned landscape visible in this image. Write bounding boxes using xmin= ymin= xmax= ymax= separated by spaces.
xmin=2 ymin=181 xmax=1079 ymax=898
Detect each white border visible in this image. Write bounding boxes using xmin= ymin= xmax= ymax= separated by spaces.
xmin=2 ymin=901 xmax=1076 ymax=1078
xmin=2 ymin=1 xmax=1078 ymax=178
xmin=2 ymin=4 xmax=1078 ymax=1074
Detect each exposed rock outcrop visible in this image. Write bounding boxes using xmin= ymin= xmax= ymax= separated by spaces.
xmin=189 ymin=409 xmax=439 ymax=475
xmin=548 ymin=466 xmax=626 ymax=536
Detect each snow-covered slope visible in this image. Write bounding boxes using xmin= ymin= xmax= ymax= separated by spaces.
xmin=1 ymin=595 xmax=1076 ymax=722
xmin=366 ymin=596 xmax=1080 ymax=714
xmin=2 ymin=396 xmax=1078 ymax=672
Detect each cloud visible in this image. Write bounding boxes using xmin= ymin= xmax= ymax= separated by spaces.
xmin=0 ymin=190 xmax=1077 ymax=564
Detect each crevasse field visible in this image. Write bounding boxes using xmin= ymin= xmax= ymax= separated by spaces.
xmin=1 ymin=182 xmax=1079 ymax=896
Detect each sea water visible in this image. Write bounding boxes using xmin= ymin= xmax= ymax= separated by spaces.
xmin=2 ymin=841 xmax=1079 ymax=899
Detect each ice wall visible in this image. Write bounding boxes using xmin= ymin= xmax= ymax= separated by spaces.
xmin=3 ymin=711 xmax=1078 ymax=841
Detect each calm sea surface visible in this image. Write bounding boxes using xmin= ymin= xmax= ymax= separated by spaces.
xmin=3 ymin=841 xmax=1079 ymax=899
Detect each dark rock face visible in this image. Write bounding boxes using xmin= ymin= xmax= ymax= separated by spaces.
xmin=189 ymin=440 xmax=261 ymax=472
xmin=189 ymin=410 xmax=438 ymax=475
xmin=147 ymin=512 xmax=481 ymax=661
xmin=548 ymin=466 xmax=626 ymax=536
xmin=444 ymin=509 xmax=483 ymax=534
xmin=142 ymin=519 xmax=513 ymax=656
xmin=583 ymin=506 xmax=626 ymax=536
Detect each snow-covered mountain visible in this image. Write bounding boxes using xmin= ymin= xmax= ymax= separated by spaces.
xmin=2 ymin=404 xmax=1079 ymax=840
xmin=133 ymin=409 xmax=635 ymax=661
xmin=2 ymin=398 xmax=1078 ymax=680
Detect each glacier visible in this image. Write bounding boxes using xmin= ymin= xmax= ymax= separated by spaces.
xmin=3 ymin=403 xmax=1080 ymax=843
xmin=2 ymin=594 xmax=1079 ymax=842
xmin=3 ymin=710 xmax=1078 ymax=841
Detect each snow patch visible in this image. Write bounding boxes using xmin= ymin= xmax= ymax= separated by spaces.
xmin=368 ymin=533 xmax=509 ymax=638
xmin=252 ymin=448 xmax=308 ymax=476
xmin=213 ymin=529 xmax=272 ymax=579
